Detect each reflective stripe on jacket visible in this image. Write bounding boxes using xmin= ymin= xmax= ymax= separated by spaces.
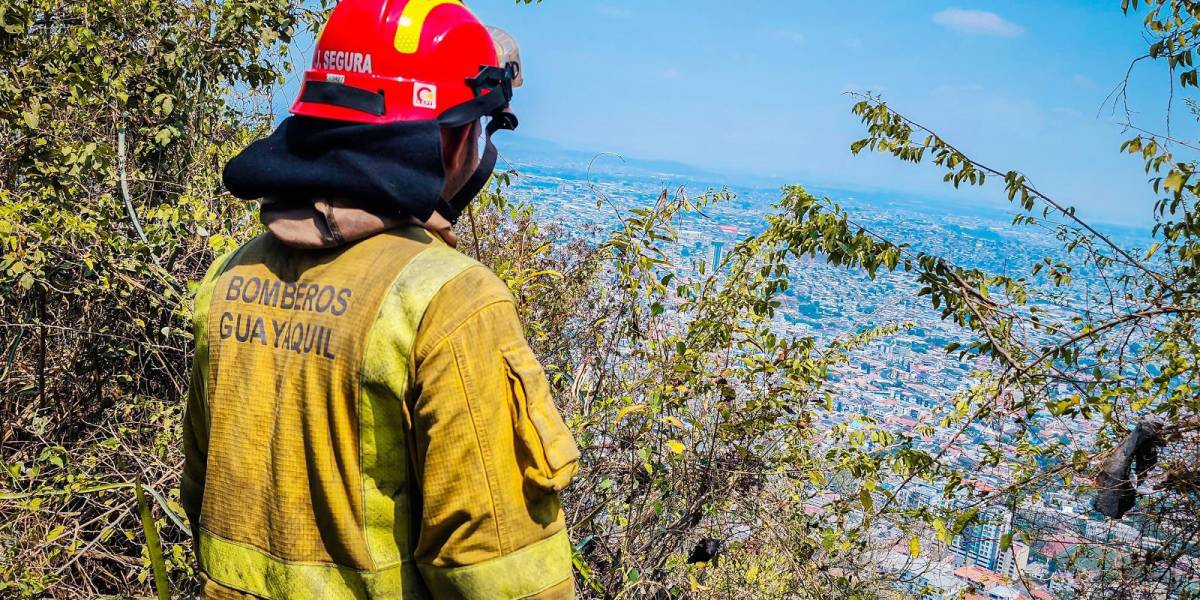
xmin=181 ymin=227 xmax=580 ymax=599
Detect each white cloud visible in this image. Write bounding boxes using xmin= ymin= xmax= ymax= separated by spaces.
xmin=1072 ymin=73 xmax=1096 ymax=88
xmin=842 ymin=37 xmax=864 ymax=51
xmin=933 ymin=8 xmax=1025 ymax=37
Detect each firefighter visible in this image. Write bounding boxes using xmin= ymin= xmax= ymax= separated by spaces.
xmin=180 ymin=1 xmax=580 ymax=597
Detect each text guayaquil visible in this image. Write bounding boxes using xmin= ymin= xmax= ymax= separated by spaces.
xmin=217 ymin=275 xmax=353 ymax=360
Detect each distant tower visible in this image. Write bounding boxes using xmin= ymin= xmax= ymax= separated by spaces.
xmin=951 ymin=509 xmax=1004 ymax=571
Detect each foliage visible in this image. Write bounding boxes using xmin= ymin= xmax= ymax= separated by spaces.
xmin=519 ymin=184 xmax=917 ymax=598
xmin=446 ymin=176 xmax=926 ymax=598
xmin=3 ymin=0 xmax=1199 ymax=598
xmin=760 ymin=0 xmax=1200 ymax=593
xmin=0 ymin=1 xmax=902 ymax=597
xmin=0 ymin=0 xmax=326 ymax=595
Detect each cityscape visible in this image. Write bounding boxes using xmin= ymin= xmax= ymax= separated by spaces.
xmin=10 ymin=1 xmax=1198 ymax=598
xmin=501 ymin=139 xmax=1181 ymax=600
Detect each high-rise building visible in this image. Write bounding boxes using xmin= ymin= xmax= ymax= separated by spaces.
xmin=951 ymin=510 xmax=1004 ymax=571
xmin=898 ymin=482 xmax=937 ymax=510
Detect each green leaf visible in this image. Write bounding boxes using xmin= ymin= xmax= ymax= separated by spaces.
xmin=45 ymin=524 xmax=65 ymax=542
xmin=933 ymin=518 xmax=950 ymax=544
xmin=135 ymin=481 xmax=170 ymax=600
xmin=0 ymin=481 xmax=133 ymax=501
xmin=1163 ymin=170 xmax=1186 ymax=192
xmin=859 ymin=488 xmax=874 ymax=513
xmin=571 ymin=547 xmax=603 ymax=593
xmin=745 ymin=564 xmax=759 ymax=582
xmin=614 ymin=403 xmax=648 ymax=426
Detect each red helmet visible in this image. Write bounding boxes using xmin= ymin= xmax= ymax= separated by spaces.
xmin=292 ymin=0 xmax=519 ymax=125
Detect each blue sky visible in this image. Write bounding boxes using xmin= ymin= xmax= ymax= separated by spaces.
xmin=280 ymin=1 xmax=1183 ymax=225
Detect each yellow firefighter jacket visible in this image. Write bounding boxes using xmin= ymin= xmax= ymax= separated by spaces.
xmin=181 ymin=226 xmax=581 ymax=599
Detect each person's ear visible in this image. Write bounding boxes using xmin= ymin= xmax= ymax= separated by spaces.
xmin=440 ymin=123 xmax=474 ymax=172
xmin=439 ymin=121 xmax=481 ymax=200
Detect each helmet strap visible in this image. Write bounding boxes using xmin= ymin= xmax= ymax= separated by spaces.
xmin=298 ymin=81 xmax=387 ymax=116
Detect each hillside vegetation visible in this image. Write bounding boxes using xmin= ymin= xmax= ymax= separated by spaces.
xmin=1 ymin=0 xmax=1198 ymax=598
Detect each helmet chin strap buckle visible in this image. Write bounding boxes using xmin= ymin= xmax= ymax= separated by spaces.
xmin=465 ymin=64 xmax=517 ymax=103
xmin=491 ymin=107 xmax=518 ymax=132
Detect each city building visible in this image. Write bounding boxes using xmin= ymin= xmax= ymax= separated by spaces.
xmin=952 ymin=511 xmax=1005 ymax=571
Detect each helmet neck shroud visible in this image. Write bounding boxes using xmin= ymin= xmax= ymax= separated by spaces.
xmin=224 ymin=63 xmax=517 ymax=225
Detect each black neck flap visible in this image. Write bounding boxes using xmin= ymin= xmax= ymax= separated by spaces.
xmin=222 ymin=116 xmax=448 ymax=221
xmin=223 ymin=63 xmax=518 ymax=224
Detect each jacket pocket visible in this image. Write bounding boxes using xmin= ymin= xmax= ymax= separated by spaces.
xmin=501 ymin=346 xmax=580 ymax=493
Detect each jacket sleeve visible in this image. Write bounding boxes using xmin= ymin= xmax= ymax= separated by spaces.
xmin=180 ymin=251 xmax=235 ymax=546
xmin=410 ymin=268 xmax=580 ymax=599
xmin=180 ymin=360 xmax=208 ymax=539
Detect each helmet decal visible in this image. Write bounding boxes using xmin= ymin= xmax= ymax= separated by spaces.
xmin=413 ymin=83 xmax=438 ymax=109
xmin=394 ymin=0 xmax=465 ymax=54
